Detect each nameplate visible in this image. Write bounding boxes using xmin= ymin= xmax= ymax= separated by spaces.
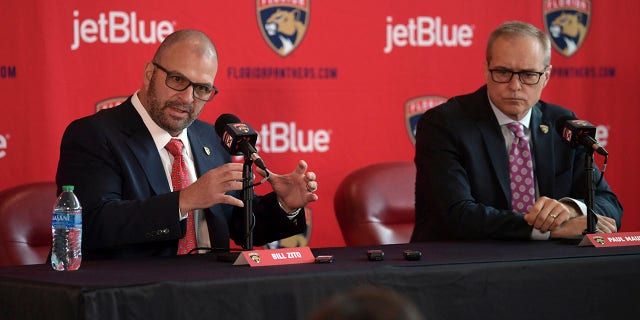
xmin=578 ymin=231 xmax=640 ymax=247
xmin=233 ymin=246 xmax=315 ymax=267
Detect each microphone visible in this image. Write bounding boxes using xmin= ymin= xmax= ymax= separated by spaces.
xmin=215 ymin=114 xmax=268 ymax=171
xmin=555 ymin=116 xmax=608 ymax=156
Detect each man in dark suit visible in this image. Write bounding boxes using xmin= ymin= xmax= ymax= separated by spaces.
xmin=56 ymin=30 xmax=319 ymax=260
xmin=410 ymin=21 xmax=622 ymax=242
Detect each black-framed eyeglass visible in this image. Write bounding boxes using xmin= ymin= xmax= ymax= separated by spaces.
xmin=152 ymin=62 xmax=219 ymax=102
xmin=488 ymin=68 xmax=547 ymax=85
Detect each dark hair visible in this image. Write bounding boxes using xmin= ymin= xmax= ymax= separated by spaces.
xmin=309 ymin=286 xmax=425 ymax=320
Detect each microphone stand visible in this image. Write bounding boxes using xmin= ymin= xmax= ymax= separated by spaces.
xmin=584 ymin=148 xmax=597 ymax=234
xmin=242 ymin=157 xmax=254 ymax=250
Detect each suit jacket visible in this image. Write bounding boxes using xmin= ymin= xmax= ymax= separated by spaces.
xmin=56 ymin=98 xmax=305 ymax=260
xmin=410 ymin=86 xmax=623 ymax=242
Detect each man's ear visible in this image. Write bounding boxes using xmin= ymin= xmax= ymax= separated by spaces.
xmin=542 ymin=64 xmax=552 ymax=88
xmin=143 ymin=62 xmax=155 ymax=84
xmin=483 ymin=61 xmax=491 ymax=82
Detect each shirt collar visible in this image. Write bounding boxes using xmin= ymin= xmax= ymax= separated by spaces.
xmin=131 ymin=90 xmax=191 ymax=154
xmin=488 ymin=95 xmax=532 ymax=130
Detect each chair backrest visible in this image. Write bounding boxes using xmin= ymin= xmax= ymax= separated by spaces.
xmin=0 ymin=182 xmax=57 ymax=266
xmin=334 ymin=161 xmax=416 ymax=246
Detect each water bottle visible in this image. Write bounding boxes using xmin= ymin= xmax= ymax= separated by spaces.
xmin=51 ymin=185 xmax=82 ymax=271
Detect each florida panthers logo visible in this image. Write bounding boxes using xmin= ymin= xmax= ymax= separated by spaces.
xmin=95 ymin=96 xmax=127 ymax=113
xmin=543 ymin=0 xmax=591 ymax=58
xmin=257 ymin=0 xmax=310 ymax=57
xmin=405 ymin=95 xmax=447 ymax=145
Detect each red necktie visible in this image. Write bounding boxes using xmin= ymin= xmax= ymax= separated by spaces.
xmin=165 ymin=139 xmax=196 ymax=255
xmin=507 ymin=122 xmax=535 ymax=214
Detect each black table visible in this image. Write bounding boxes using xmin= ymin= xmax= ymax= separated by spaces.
xmin=1 ymin=240 xmax=639 ymax=320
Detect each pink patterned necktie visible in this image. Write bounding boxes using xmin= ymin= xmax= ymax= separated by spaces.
xmin=165 ymin=139 xmax=197 ymax=255
xmin=506 ymin=122 xmax=535 ymax=214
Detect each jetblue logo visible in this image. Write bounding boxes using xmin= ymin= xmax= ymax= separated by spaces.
xmin=384 ymin=16 xmax=474 ymax=53
xmin=256 ymin=121 xmax=330 ymax=153
xmin=71 ymin=10 xmax=175 ymax=51
xmin=543 ymin=0 xmax=591 ymax=57
xmin=404 ymin=95 xmax=447 ymax=145
xmin=256 ymin=0 xmax=310 ymax=57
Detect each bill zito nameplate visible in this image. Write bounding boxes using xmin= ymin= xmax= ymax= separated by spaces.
xmin=233 ymin=246 xmax=315 ymax=267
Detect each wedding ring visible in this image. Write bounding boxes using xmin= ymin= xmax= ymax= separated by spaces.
xmin=550 ymin=214 xmax=558 ymax=219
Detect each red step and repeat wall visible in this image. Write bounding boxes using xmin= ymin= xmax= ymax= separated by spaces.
xmin=1 ymin=1 xmax=638 ymax=247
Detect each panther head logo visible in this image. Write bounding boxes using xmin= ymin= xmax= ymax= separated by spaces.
xmin=549 ymin=12 xmax=588 ymax=56
xmin=249 ymin=252 xmax=261 ymax=263
xmin=257 ymin=1 xmax=310 ymax=57
xmin=543 ymin=1 xmax=591 ymax=58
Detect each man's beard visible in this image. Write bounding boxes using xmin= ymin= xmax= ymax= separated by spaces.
xmin=146 ymin=76 xmax=200 ymax=135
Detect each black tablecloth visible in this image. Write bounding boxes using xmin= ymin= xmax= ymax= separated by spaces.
xmin=1 ymin=240 xmax=639 ymax=320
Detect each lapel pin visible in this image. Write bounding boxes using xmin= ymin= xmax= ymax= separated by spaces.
xmin=539 ymin=125 xmax=549 ymax=134
xmin=203 ymin=146 xmax=211 ymax=156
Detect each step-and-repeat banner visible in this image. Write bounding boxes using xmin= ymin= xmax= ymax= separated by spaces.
xmin=1 ymin=1 xmax=638 ymax=247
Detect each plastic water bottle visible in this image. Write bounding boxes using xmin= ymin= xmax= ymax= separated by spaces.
xmin=51 ymin=185 xmax=82 ymax=271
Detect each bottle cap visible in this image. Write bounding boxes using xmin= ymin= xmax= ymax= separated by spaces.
xmin=62 ymin=185 xmax=75 ymax=192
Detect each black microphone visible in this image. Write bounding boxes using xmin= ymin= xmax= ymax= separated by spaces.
xmin=555 ymin=116 xmax=608 ymax=156
xmin=214 ymin=114 xmax=268 ymax=171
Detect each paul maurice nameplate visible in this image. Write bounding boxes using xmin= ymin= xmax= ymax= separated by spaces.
xmin=579 ymin=231 xmax=640 ymax=248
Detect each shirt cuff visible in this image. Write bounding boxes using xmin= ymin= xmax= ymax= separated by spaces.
xmin=278 ymin=200 xmax=302 ymax=220
xmin=559 ymin=197 xmax=587 ymax=216
xmin=178 ymin=208 xmax=188 ymax=220
xmin=285 ymin=208 xmax=302 ymax=220
xmin=531 ymin=228 xmax=551 ymax=240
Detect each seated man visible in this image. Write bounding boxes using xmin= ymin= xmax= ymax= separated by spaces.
xmin=56 ymin=29 xmax=319 ymax=259
xmin=411 ymin=21 xmax=622 ymax=242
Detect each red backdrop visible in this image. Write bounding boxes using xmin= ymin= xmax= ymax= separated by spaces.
xmin=1 ymin=0 xmax=637 ymax=248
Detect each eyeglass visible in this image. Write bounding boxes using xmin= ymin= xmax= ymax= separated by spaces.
xmin=488 ymin=68 xmax=547 ymax=85
xmin=152 ymin=62 xmax=219 ymax=102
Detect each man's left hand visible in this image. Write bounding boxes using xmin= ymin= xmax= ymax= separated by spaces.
xmin=260 ymin=160 xmax=318 ymax=212
xmin=524 ymin=196 xmax=578 ymax=233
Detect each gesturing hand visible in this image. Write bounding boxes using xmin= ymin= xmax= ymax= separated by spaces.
xmin=179 ymin=163 xmax=245 ymax=212
xmin=264 ymin=160 xmax=319 ymax=212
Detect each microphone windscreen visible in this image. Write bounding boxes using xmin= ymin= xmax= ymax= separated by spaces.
xmin=215 ymin=113 xmax=241 ymax=137
xmin=554 ymin=115 xmax=577 ymax=135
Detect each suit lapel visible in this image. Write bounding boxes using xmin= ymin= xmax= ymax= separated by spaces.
xmin=188 ymin=122 xmax=223 ymax=177
xmin=477 ymin=112 xmax=512 ymax=205
xmin=467 ymin=87 xmax=511 ymax=206
xmin=530 ymin=104 xmax=554 ymax=196
xmin=118 ymin=100 xmax=171 ymax=196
